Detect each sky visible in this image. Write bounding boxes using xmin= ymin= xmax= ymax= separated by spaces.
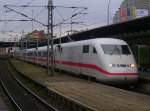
xmin=0 ymin=0 xmax=123 ymax=38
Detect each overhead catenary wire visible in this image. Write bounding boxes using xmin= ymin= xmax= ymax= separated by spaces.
xmin=6 ymin=0 xmax=35 ymax=22
xmin=4 ymin=4 xmax=87 ymax=27
xmin=34 ymin=8 xmax=46 ymax=19
xmin=54 ymin=7 xmax=87 ymax=41
xmin=5 ymin=4 xmax=88 ymax=10
xmin=0 ymin=19 xmax=32 ymax=22
xmin=54 ymin=7 xmax=87 ymax=27
xmin=55 ymin=7 xmax=65 ymax=21
xmin=2 ymin=1 xmax=88 ymax=44
xmin=13 ymin=7 xmax=46 ymax=31
xmin=1 ymin=0 xmax=35 ymax=32
xmin=4 ymin=5 xmax=47 ymax=27
xmin=0 ymin=6 xmax=6 ymax=32
xmin=2 ymin=2 xmax=87 ymax=33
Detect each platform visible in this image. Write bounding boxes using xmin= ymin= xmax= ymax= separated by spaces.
xmin=10 ymin=59 xmax=150 ymax=111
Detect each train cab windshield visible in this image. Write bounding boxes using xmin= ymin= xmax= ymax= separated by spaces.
xmin=101 ymin=45 xmax=131 ymax=55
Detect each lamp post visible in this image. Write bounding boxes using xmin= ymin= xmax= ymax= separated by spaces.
xmin=108 ymin=0 xmax=111 ymax=25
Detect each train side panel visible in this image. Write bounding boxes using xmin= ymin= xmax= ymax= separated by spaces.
xmin=16 ymin=38 xmax=139 ymax=85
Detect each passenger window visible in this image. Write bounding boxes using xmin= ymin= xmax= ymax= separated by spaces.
xmin=82 ymin=45 xmax=89 ymax=53
xmin=93 ymin=47 xmax=97 ymax=54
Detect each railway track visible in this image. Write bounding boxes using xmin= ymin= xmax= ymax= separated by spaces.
xmin=0 ymin=60 xmax=58 ymax=111
xmin=6 ymin=58 xmax=150 ymax=111
xmin=9 ymin=60 xmax=95 ymax=111
xmin=1 ymin=59 xmax=95 ymax=111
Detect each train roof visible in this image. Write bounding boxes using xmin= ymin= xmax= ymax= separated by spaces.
xmin=92 ymin=38 xmax=127 ymax=45
xmin=60 ymin=38 xmax=127 ymax=47
xmin=26 ymin=38 xmax=128 ymax=51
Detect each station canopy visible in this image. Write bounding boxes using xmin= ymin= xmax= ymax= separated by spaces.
xmin=0 ymin=16 xmax=150 ymax=48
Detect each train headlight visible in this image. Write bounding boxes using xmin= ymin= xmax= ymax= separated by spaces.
xmin=109 ymin=64 xmax=113 ymax=67
xmin=109 ymin=64 xmax=116 ymax=67
xmin=130 ymin=64 xmax=136 ymax=68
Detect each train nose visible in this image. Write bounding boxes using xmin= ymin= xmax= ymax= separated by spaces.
xmin=107 ymin=63 xmax=138 ymax=74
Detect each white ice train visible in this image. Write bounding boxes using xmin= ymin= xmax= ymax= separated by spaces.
xmin=16 ymin=38 xmax=139 ymax=85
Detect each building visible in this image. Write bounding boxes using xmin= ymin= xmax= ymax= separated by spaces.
xmin=24 ymin=30 xmax=46 ymax=41
xmin=113 ymin=0 xmax=150 ymax=23
xmin=0 ymin=32 xmax=21 ymax=42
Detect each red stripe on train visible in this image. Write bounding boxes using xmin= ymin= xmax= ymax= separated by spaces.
xmin=55 ymin=60 xmax=138 ymax=76
xmin=25 ymin=56 xmax=138 ymax=77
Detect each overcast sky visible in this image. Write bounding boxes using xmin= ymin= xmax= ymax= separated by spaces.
xmin=0 ymin=0 xmax=123 ymax=36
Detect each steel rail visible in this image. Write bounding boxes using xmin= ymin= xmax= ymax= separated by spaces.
xmin=0 ymin=77 xmax=22 ymax=111
xmin=0 ymin=60 xmax=58 ymax=111
xmin=9 ymin=60 xmax=96 ymax=111
xmin=10 ymin=70 xmax=58 ymax=111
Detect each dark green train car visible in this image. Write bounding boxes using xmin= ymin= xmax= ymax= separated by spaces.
xmin=133 ymin=45 xmax=150 ymax=71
